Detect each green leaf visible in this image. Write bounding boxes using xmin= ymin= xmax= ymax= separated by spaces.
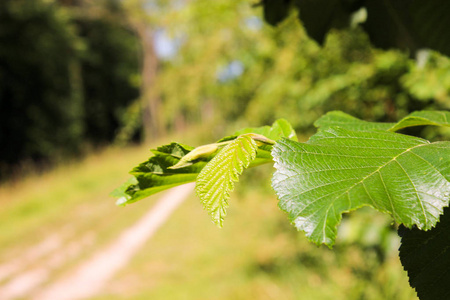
xmin=196 ymin=135 xmax=258 ymax=227
xmin=315 ymin=110 xmax=450 ymax=132
xmin=272 ymin=127 xmax=450 ymax=247
xmin=399 ymin=207 xmax=450 ymax=300
xmin=116 ymin=142 xmax=207 ymax=205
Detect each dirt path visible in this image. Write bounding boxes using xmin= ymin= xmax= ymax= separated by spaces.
xmin=0 ymin=183 xmax=193 ymax=300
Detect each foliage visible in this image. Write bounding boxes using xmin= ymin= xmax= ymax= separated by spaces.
xmin=401 ymin=51 xmax=450 ymax=108
xmin=262 ymin=0 xmax=450 ymax=57
xmin=114 ymin=110 xmax=449 ymax=299
xmin=152 ymin=0 xmax=448 ymax=138
xmin=76 ymin=7 xmax=141 ymax=143
xmin=112 ymin=1 xmax=450 ymax=299
xmin=114 ymin=119 xmax=295 ymax=206
xmin=0 ymin=0 xmax=84 ymax=169
xmin=0 ymin=0 xmax=140 ymax=177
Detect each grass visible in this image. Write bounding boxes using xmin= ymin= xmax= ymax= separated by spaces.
xmin=0 ymin=138 xmax=418 ymax=300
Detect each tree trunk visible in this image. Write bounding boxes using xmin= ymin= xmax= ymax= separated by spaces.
xmin=135 ymin=23 xmax=164 ymax=142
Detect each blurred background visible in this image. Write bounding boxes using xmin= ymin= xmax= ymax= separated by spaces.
xmin=0 ymin=0 xmax=449 ymax=299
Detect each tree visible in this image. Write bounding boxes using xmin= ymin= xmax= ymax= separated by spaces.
xmin=0 ymin=0 xmax=140 ymax=178
xmin=114 ymin=1 xmax=450 ymax=299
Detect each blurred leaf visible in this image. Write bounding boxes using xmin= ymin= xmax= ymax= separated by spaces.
xmin=196 ymin=135 xmax=258 ymax=227
xmin=401 ymin=52 xmax=450 ymax=105
xmin=265 ymin=0 xmax=450 ymax=56
xmin=111 ymin=176 xmax=138 ymax=205
xmin=292 ymin=0 xmax=355 ymax=44
xmin=272 ymin=127 xmax=450 ymax=246
xmin=399 ymin=207 xmax=450 ymax=300
xmin=409 ymin=0 xmax=450 ymax=57
xmin=361 ymin=0 xmax=418 ymax=52
xmin=263 ymin=0 xmax=292 ymax=26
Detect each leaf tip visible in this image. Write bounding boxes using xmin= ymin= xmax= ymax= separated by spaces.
xmin=116 ymin=197 xmax=128 ymax=206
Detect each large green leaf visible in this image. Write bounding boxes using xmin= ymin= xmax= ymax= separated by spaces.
xmin=196 ymin=135 xmax=258 ymax=227
xmin=272 ymin=127 xmax=450 ymax=247
xmin=315 ymin=110 xmax=450 ymax=132
xmin=399 ymin=207 xmax=450 ymax=300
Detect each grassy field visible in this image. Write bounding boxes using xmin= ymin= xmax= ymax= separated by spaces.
xmin=0 ymin=142 xmax=418 ymax=300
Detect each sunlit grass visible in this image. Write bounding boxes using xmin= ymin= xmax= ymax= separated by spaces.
xmin=0 ymin=145 xmax=155 ymax=266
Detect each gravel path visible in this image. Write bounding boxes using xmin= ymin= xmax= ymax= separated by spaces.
xmin=0 ymin=183 xmax=193 ymax=300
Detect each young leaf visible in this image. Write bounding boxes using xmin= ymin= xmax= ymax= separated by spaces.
xmin=399 ymin=207 xmax=450 ymax=300
xmin=225 ymin=118 xmax=297 ymax=167
xmin=196 ymin=135 xmax=258 ymax=227
xmin=169 ymin=143 xmax=219 ymax=169
xmin=272 ymin=127 xmax=450 ymax=247
xmin=315 ymin=110 xmax=450 ymax=132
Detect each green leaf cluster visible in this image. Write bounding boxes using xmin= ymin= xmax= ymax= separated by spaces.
xmin=114 ymin=119 xmax=296 ymax=221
